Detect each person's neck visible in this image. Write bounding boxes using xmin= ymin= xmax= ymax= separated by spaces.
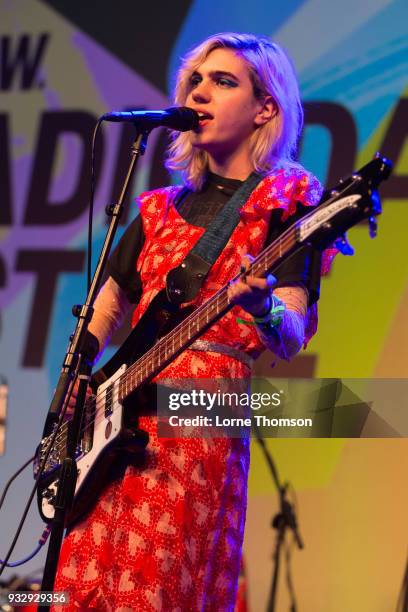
xmin=207 ymin=148 xmax=254 ymax=181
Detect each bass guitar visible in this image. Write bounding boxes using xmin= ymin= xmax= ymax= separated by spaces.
xmin=34 ymin=155 xmax=392 ymax=525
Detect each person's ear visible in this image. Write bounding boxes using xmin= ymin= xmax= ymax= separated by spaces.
xmin=254 ymin=96 xmax=277 ymax=126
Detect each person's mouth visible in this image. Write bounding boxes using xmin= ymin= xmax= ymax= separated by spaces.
xmin=196 ymin=111 xmax=213 ymax=128
xmin=197 ymin=112 xmax=213 ymax=121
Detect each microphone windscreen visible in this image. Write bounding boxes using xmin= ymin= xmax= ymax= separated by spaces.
xmin=164 ymin=107 xmax=199 ymax=132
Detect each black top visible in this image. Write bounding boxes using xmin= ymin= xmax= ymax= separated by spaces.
xmin=108 ymin=172 xmax=322 ymax=306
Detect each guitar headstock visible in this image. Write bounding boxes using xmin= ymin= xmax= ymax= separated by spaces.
xmin=297 ymin=153 xmax=393 ymax=251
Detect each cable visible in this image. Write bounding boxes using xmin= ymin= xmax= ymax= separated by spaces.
xmin=0 ymin=363 xmax=80 ymax=577
xmin=0 ymin=527 xmax=50 ymax=568
xmin=0 ymin=456 xmax=34 ymax=511
xmin=0 ymin=119 xmax=105 ymax=578
xmin=0 ymin=119 xmax=103 ymax=577
xmin=87 ymin=118 xmax=103 ymax=293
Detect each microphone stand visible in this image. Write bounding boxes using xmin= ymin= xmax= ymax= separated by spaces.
xmin=253 ymin=424 xmax=303 ymax=612
xmin=39 ymin=127 xmax=149 ymax=610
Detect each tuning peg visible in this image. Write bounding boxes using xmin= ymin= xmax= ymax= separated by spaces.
xmin=369 ymin=216 xmax=378 ymax=238
xmin=334 ymin=234 xmax=354 ymax=256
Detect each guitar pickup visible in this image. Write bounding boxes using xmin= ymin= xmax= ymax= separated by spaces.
xmin=104 ymin=383 xmax=114 ymax=418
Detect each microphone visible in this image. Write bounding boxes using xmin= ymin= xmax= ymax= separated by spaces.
xmin=101 ymin=106 xmax=199 ymax=132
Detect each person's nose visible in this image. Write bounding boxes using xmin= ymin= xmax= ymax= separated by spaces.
xmin=191 ymin=80 xmax=211 ymax=104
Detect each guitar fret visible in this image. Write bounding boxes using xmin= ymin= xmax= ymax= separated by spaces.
xmin=119 ymin=226 xmax=300 ymax=403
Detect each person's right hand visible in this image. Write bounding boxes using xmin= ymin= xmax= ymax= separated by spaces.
xmin=64 ymin=378 xmax=93 ymax=421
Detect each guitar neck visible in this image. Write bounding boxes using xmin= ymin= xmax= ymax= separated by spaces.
xmin=118 ymin=223 xmax=299 ymax=401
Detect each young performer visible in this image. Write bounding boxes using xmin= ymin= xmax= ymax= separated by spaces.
xmin=53 ymin=32 xmax=327 ymax=610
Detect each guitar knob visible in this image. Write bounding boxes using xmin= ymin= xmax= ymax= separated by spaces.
xmin=72 ymin=304 xmax=82 ymax=317
xmin=334 ymin=234 xmax=354 ymax=256
xmin=368 ymin=216 xmax=378 ymax=238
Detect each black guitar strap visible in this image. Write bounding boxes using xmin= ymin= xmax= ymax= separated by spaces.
xmin=166 ymin=171 xmax=264 ymax=305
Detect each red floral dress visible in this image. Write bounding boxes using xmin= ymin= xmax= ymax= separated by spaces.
xmin=53 ymin=169 xmax=327 ymax=611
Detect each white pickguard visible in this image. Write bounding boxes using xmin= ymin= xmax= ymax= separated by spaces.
xmin=41 ymin=363 xmax=127 ymax=520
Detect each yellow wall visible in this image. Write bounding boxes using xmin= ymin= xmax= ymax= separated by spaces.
xmin=244 ymin=439 xmax=408 ymax=611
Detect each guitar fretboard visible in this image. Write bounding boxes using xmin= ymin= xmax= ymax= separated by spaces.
xmin=117 ymin=223 xmax=299 ymax=401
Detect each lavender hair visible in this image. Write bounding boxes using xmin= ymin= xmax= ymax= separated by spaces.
xmin=165 ymin=32 xmax=304 ymax=190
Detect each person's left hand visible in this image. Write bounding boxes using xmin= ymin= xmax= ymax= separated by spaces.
xmin=227 ymin=255 xmax=277 ymax=317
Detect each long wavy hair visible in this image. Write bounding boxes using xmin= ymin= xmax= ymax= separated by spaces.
xmin=165 ymin=32 xmax=304 ymax=190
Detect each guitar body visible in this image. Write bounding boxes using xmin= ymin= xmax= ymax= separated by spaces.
xmin=36 ymin=292 xmax=192 ymax=526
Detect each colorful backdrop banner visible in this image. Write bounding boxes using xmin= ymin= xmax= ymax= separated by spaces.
xmin=0 ymin=0 xmax=407 ymax=608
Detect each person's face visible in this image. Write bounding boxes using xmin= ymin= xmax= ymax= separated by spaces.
xmin=185 ymin=48 xmax=271 ymax=159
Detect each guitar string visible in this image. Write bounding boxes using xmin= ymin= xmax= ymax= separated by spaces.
xmin=46 ymin=190 xmax=348 ymax=458
xmin=47 ymin=176 xmax=364 ymax=457
xmin=46 ymin=202 xmax=331 ymax=457
xmin=47 ymin=227 xmax=298 ymax=455
xmin=47 ymin=254 xmax=280 ymax=456
xmin=119 ymin=172 xmax=364 ymax=391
